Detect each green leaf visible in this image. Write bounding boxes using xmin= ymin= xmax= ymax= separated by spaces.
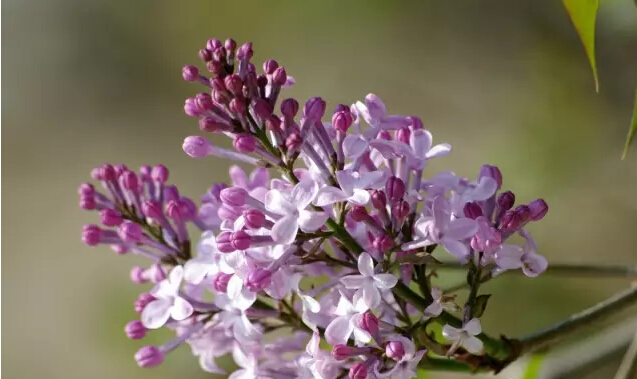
xmin=621 ymin=88 xmax=637 ymax=160
xmin=563 ymin=0 xmax=600 ymax=92
xmin=416 ymin=369 xmax=429 ymax=378
xmin=473 ymin=294 xmax=491 ymax=318
xmin=522 ymin=353 xmax=547 ymax=379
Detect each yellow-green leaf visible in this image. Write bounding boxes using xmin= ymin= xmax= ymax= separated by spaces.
xmin=621 ymin=88 xmax=637 ymax=160
xmin=563 ymin=0 xmax=600 ymax=92
xmin=522 ymin=353 xmax=546 ymax=379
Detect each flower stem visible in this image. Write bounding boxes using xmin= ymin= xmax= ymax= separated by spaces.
xmin=520 ymin=286 xmax=637 ymax=354
xmin=433 ymin=261 xmax=637 ymax=278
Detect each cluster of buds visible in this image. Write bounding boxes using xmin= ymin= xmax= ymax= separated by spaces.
xmin=79 ymin=37 xmax=549 ymax=378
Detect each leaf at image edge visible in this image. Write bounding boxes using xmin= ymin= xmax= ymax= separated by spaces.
xmin=562 ymin=0 xmax=600 ymax=92
xmin=621 ymin=88 xmax=637 ymax=160
xmin=522 ymin=353 xmax=547 ymax=379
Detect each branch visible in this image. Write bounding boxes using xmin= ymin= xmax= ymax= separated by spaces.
xmin=614 ymin=328 xmax=637 ymax=379
xmin=520 ymin=286 xmax=637 ymax=354
xmin=433 ymin=261 xmax=637 ymax=278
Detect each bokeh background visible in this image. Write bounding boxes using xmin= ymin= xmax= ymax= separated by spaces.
xmin=3 ymin=1 xmax=637 ymax=378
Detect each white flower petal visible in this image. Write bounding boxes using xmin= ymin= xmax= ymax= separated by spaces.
xmin=141 ymin=299 xmax=172 ymax=329
xmin=264 ymin=189 xmax=295 ymax=216
xmin=291 ymin=179 xmax=319 ymax=209
xmin=522 ymin=253 xmax=548 ymax=277
xmin=462 ymin=336 xmax=484 ymax=355
xmin=442 ymin=324 xmax=461 ymax=341
xmin=168 ymin=265 xmax=184 ymax=287
xmin=325 ymin=316 xmax=354 ymax=345
xmin=271 ymin=216 xmax=299 ymax=245
xmin=441 ymin=238 xmax=470 ymax=261
xmin=361 ymin=282 xmax=381 ymax=308
xmin=314 ymin=186 xmax=349 ymax=206
xmin=349 ymin=188 xmax=371 ymax=205
xmin=373 ymin=273 xmax=398 ymax=289
xmin=170 ymin=296 xmax=194 ymax=321
xmin=335 ymin=170 xmax=358 ymax=195
xmin=357 ymin=252 xmax=375 ymax=277
xmin=340 ymin=275 xmax=367 ymax=289
xmin=298 ymin=210 xmax=328 ymax=232
xmin=425 ymin=143 xmax=452 ymax=158
xmin=342 ymin=135 xmax=369 ymax=159
xmin=464 ymin=318 xmax=482 ymax=335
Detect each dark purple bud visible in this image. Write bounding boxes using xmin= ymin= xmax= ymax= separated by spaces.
xmin=229 ymin=98 xmax=246 ymax=114
xmin=479 ymin=164 xmax=503 ymax=190
xmin=79 ymin=195 xmax=96 ymax=210
xmin=528 ymin=199 xmax=548 ymax=221
xmin=216 ymin=232 xmax=234 ymax=253
xmin=514 ymin=205 xmax=531 ymax=224
xmin=182 ymin=65 xmax=199 ymax=81
xmin=392 ymin=201 xmax=410 ymax=221
xmin=263 ymin=59 xmax=279 ymax=75
xmin=243 ymin=209 xmax=266 ymax=229
xmin=224 ymin=74 xmax=243 ymax=96
xmin=195 ymin=92 xmax=214 ymax=111
xmin=100 ymin=164 xmax=116 ymax=181
xmin=463 ymin=202 xmax=483 ymax=220
xmin=134 ymin=292 xmax=155 ymax=313
xmin=500 ymin=210 xmax=521 ymax=231
xmin=210 ymin=76 xmax=226 ymax=92
xmin=180 ymin=198 xmax=198 ymax=220
xmin=164 ymin=185 xmax=180 ymax=203
xmin=120 ymin=170 xmax=139 ymax=192
xmin=285 ymin=133 xmax=303 ymax=151
xmin=281 ymin=98 xmax=299 ymax=118
xmin=114 ymin=164 xmax=128 ymax=177
xmin=373 ymin=234 xmax=394 ymax=254
xmin=183 ymin=136 xmax=211 ymax=158
xmin=256 ymin=74 xmax=268 ymax=91
xmin=101 ymin=208 xmax=123 ymax=226
xmin=224 ymin=38 xmax=237 ymax=53
xmin=212 ymin=89 xmax=229 ymax=105
xmin=130 ymin=266 xmax=147 ymax=284
xmin=231 ymin=230 xmax=252 ymax=250
xmin=358 ymin=312 xmax=379 ymax=334
xmin=385 ymin=341 xmax=405 ymax=361
xmin=125 ymin=320 xmax=147 ymax=339
xmin=198 ymin=48 xmax=212 ymax=62
xmin=142 ymin=200 xmax=162 ymax=220
xmin=220 ymin=187 xmax=248 ymax=207
xmin=272 ymin=67 xmax=287 ymax=86
xmin=211 ymin=272 xmax=233 ymax=292
xmin=245 ymin=268 xmax=272 ymax=291
xmin=497 ymin=191 xmax=515 ymax=211
xmin=233 ymin=134 xmax=257 ymax=153
xmin=408 ymin=116 xmax=423 ymax=130
xmin=253 ymin=98 xmax=272 ymax=120
xmin=236 ymin=42 xmax=253 ymax=60
xmin=81 ymin=224 xmax=102 ymax=246
xmin=212 ymin=46 xmax=226 ymax=62
xmin=395 ymin=127 xmax=410 ymax=144
xmin=334 ymin=104 xmax=350 ymax=113
xmin=332 ymin=110 xmax=353 ymax=133
xmin=349 ymin=363 xmax=367 ymax=379
xmin=303 ymin=97 xmax=326 ymax=121
xmin=332 ymin=345 xmax=355 ymax=361
xmin=184 ymin=97 xmax=203 ymax=117
xmin=139 ymin=165 xmax=151 ymax=180
xmin=378 ymin=130 xmax=391 ymax=141
xmin=349 ymin=205 xmax=370 ymax=222
xmin=385 ymin=177 xmax=405 ymax=202
xmin=118 ymin=221 xmax=142 ymax=243
xmin=165 ymin=200 xmax=183 ymax=221
xmin=135 ymin=345 xmax=164 ymax=368
xmin=371 ymin=190 xmax=387 ymax=209
xmin=206 ymin=60 xmax=223 ymax=75
xmin=206 ymin=38 xmax=222 ymax=51
xmin=265 ymin=115 xmax=282 ymax=132
xmin=198 ymin=117 xmax=226 ymax=133
xmin=151 ymin=164 xmax=169 ymax=184
xmin=78 ymin=183 xmax=95 ymax=196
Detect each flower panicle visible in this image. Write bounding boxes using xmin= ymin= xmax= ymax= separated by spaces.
xmin=78 ymin=37 xmax=550 ymax=378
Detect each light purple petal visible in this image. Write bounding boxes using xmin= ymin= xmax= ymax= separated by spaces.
xmin=283 ymin=75 xmax=296 ymax=88
xmin=298 ymin=210 xmax=329 ymax=232
xmin=325 ymin=316 xmax=354 ymax=345
xmin=349 ymin=188 xmax=370 ymax=205
xmin=343 ymin=135 xmax=369 ymax=159
xmin=265 ymin=189 xmax=295 ymax=216
xmin=445 ymin=218 xmax=478 ymax=240
xmin=249 ymin=167 xmax=270 ymax=189
xmin=361 ymin=282 xmax=381 ymax=308
xmin=141 ymin=299 xmax=172 ymax=329
xmin=364 ymin=94 xmax=386 ymax=124
xmin=522 ymin=253 xmax=548 ymax=277
xmin=431 ymin=287 xmax=443 ymax=301
xmin=170 ymin=296 xmax=194 ymax=321
xmin=441 ymin=238 xmax=470 ymax=260
xmin=424 ymin=301 xmax=443 ymax=317
xmin=335 ymin=170 xmax=358 ymax=195
xmin=463 ymin=336 xmax=484 ymax=355
xmin=425 ymin=143 xmax=452 ymax=159
xmin=314 ymin=187 xmax=349 ymax=206
xmin=291 ymin=179 xmax=319 ymax=209
xmin=413 ymin=217 xmax=435 ymax=239
xmin=464 ymin=318 xmax=482 ymax=335
xmin=357 ymin=253 xmax=375 ymax=277
xmin=199 ymin=353 xmax=226 ymax=375
xmin=340 ymin=275 xmax=367 ymax=289
xmin=354 ymin=100 xmax=374 ymax=126
xmin=306 ymin=331 xmax=321 ymax=356
xmin=471 ymin=177 xmax=498 ymax=201
xmin=229 ymin=165 xmax=249 ymax=189
xmin=373 ymin=273 xmax=398 ymax=289
xmin=168 ymin=265 xmax=184 ymax=287
xmin=442 ymin=325 xmax=461 ymax=341
xmin=432 ymin=196 xmax=451 ymax=232
xmin=369 ymin=139 xmax=400 ymax=159
xmin=271 ymin=216 xmax=299 ymax=245
xmin=410 ymin=129 xmax=433 ymax=158
xmin=494 ymin=244 xmax=524 ymax=270
xmin=359 ymin=170 xmax=387 ymax=189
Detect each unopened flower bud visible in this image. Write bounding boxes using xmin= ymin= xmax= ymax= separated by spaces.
xmin=385 ymin=341 xmax=405 ymax=361
xmin=303 ymin=97 xmax=326 ymax=121
xmin=528 ymin=199 xmax=548 ymax=221
xmin=182 ymin=65 xmax=199 ymax=81
xmin=236 ymin=42 xmax=253 ymax=60
xmin=134 ymin=292 xmax=155 ymax=313
xmin=332 ymin=110 xmax=353 ymax=133
xmin=286 ymin=133 xmax=303 ymax=151
xmin=395 ymin=128 xmax=410 ymax=144
xmin=479 ymin=164 xmax=503 ymax=190
xmin=206 ymin=38 xmax=222 ymax=51
xmin=408 ymin=116 xmax=423 ymax=130
xmin=142 ymin=200 xmax=163 ymax=220
xmin=101 ymin=208 xmax=123 ymax=226
xmin=497 ymin=191 xmax=515 ymax=211
xmin=463 ymin=202 xmax=483 ymax=220
xmin=385 ymin=177 xmax=405 ymax=202
xmin=263 ymin=59 xmax=279 ymax=75
xmin=216 ymin=231 xmax=234 ymax=253
xmin=183 ymin=136 xmax=211 ymax=158
xmin=371 ymin=190 xmax=387 ymax=209
xmin=373 ymin=234 xmax=394 ymax=254
xmin=349 ymin=363 xmax=367 ymax=379
xmin=151 ymin=164 xmax=169 ymax=184
xmin=332 ymin=345 xmax=355 ymax=361
xmin=358 ymin=312 xmax=379 ymax=335
xmin=233 ymin=134 xmax=257 ymax=153
xmin=81 ymin=224 xmax=102 ymax=246
xmin=514 ymin=205 xmax=531 ymax=224
xmin=350 ymin=205 xmax=370 ymax=222
xmin=130 ymin=266 xmax=147 ymax=284
xmin=281 ymin=98 xmax=299 ymax=118
xmin=220 ymin=187 xmax=248 ymax=207
xmin=231 ymin=230 xmax=252 ymax=250
xmin=135 ymin=346 xmax=164 ymax=368
xmin=125 ymin=320 xmax=147 ymax=339
xmin=392 ymin=200 xmax=410 ymax=221
xmin=211 ymin=272 xmax=233 ymax=292
xmin=245 ymin=268 xmax=272 ymax=291
xmin=253 ymin=98 xmax=272 ymax=120
xmin=165 ymin=200 xmax=183 ymax=221
xmin=118 ymin=221 xmax=142 ymax=243
xmin=198 ymin=48 xmax=212 ymax=62
xmin=224 ymin=74 xmax=243 ymax=96
xmin=272 ymin=67 xmax=287 ymax=86
xmin=243 ymin=209 xmax=266 ymax=229
xmin=224 ymin=38 xmax=237 ymax=53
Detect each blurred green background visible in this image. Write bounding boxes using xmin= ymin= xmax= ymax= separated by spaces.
xmin=3 ymin=1 xmax=637 ymax=378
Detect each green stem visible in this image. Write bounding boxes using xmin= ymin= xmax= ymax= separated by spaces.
xmin=520 ymin=286 xmax=637 ymax=354
xmin=432 ymin=261 xmax=637 ymax=278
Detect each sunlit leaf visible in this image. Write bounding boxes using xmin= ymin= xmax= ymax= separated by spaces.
xmin=522 ymin=353 xmax=546 ymax=379
xmin=562 ymin=0 xmax=600 ymax=92
xmin=621 ymin=88 xmax=637 ymax=160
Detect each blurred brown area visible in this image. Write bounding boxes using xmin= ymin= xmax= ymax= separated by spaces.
xmin=2 ymin=1 xmax=637 ymax=378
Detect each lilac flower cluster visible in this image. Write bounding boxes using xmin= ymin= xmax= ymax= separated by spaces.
xmin=79 ymin=37 xmax=549 ymax=378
